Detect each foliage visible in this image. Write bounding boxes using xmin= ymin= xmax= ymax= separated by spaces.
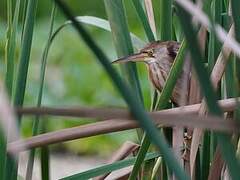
xmin=1 ymin=0 xmax=240 ymax=179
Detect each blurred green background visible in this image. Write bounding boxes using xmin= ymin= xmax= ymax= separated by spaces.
xmin=0 ymin=0 xmax=158 ymax=156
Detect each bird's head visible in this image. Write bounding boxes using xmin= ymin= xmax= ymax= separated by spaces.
xmin=112 ymin=41 xmax=179 ymax=65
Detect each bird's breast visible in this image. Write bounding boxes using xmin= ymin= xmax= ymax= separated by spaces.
xmin=147 ymin=60 xmax=188 ymax=106
xmin=147 ymin=62 xmax=170 ymax=91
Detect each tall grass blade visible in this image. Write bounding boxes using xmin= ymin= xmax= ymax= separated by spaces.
xmin=50 ymin=16 xmax=145 ymax=50
xmin=20 ymin=0 xmax=28 ymax=41
xmin=201 ymin=132 xmax=210 ymax=180
xmin=129 ymin=133 xmax=150 ymax=179
xmin=206 ymin=0 xmax=220 ymax=168
xmin=231 ymin=0 xmax=240 ymax=43
xmin=231 ymin=0 xmax=240 ymax=118
xmin=202 ymin=1 xmax=222 ymax=178
xmin=25 ymin=3 xmax=56 ymax=180
xmin=231 ymin=0 xmax=240 ymax=122
xmin=159 ymin=0 xmax=172 ymax=40
xmin=54 ymin=1 xmax=189 ymax=179
xmin=176 ymin=4 xmax=240 ymax=179
xmin=173 ymin=14 xmax=184 ymax=42
xmin=13 ymin=0 xmax=38 ymax=108
xmin=224 ymin=56 xmax=236 ymax=98
xmin=208 ymin=0 xmax=222 ymax=71
xmin=231 ymin=1 xmax=240 ymax=173
xmin=131 ymin=0 xmax=174 ymax=178
xmin=61 ymin=152 xmax=160 ymax=180
xmin=40 ymin=146 xmax=50 ymax=180
xmin=230 ymin=0 xmax=240 ymax=171
xmin=7 ymin=0 xmax=13 ymax=27
xmin=130 ymin=0 xmax=156 ymax=177
xmin=131 ymin=0 xmax=155 ymax=41
xmin=5 ymin=0 xmax=21 ymax=97
xmin=3 ymin=0 xmax=19 ymax=179
xmin=6 ymin=0 xmax=38 ymax=179
xmin=0 ymin=127 xmax=6 ymax=180
xmin=104 ymin=0 xmax=143 ymax=103
xmin=159 ymin=0 xmax=173 ymax=177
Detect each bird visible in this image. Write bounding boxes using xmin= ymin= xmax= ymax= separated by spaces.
xmin=112 ymin=40 xmax=190 ymax=106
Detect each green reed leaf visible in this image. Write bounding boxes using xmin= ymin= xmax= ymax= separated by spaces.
xmin=61 ymin=152 xmax=160 ymax=180
xmin=25 ymin=3 xmax=56 ymax=180
xmin=131 ymin=0 xmax=155 ymax=41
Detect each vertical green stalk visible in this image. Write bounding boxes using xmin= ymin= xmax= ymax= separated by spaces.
xmin=21 ymin=0 xmax=29 ymax=41
xmin=130 ymin=1 xmax=157 ymax=177
xmin=231 ymin=0 xmax=240 ymax=90
xmin=5 ymin=0 xmax=21 ymax=97
xmin=5 ymin=0 xmax=38 ymax=179
xmin=104 ymin=0 xmax=143 ymax=103
xmin=2 ymin=0 xmax=13 ymax=179
xmin=0 ymin=126 xmax=6 ymax=180
xmin=25 ymin=4 xmax=56 ymax=180
xmin=5 ymin=0 xmax=12 ymax=95
xmin=224 ymin=55 xmax=238 ymax=116
xmin=7 ymin=0 xmax=13 ymax=27
xmin=200 ymin=132 xmax=210 ymax=180
xmin=104 ymin=0 xmax=143 ymax=147
xmin=130 ymin=1 xmax=174 ymax=178
xmin=204 ymin=0 xmax=222 ymax=177
xmin=40 ymin=146 xmax=50 ymax=180
xmin=230 ymin=0 xmax=240 ymax=162
xmin=4 ymin=0 xmax=26 ymax=179
xmin=231 ymin=0 xmax=240 ymax=43
xmin=129 ymin=134 xmax=151 ymax=179
xmin=131 ymin=0 xmax=155 ymax=41
xmin=13 ymin=0 xmax=38 ymax=109
xmin=208 ymin=0 xmax=222 ymax=71
xmin=159 ymin=1 xmax=173 ymax=177
xmin=159 ymin=0 xmax=172 ymax=40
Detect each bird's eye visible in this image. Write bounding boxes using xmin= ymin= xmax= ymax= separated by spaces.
xmin=148 ymin=50 xmax=154 ymax=57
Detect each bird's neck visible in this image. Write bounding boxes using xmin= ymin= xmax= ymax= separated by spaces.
xmin=147 ymin=62 xmax=169 ymax=92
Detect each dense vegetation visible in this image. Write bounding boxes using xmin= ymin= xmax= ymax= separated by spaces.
xmin=1 ymin=0 xmax=240 ymax=179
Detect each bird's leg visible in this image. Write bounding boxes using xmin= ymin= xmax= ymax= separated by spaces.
xmin=181 ymin=132 xmax=192 ymax=161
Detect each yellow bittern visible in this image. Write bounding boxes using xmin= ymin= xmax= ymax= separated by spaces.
xmin=112 ymin=41 xmax=189 ymax=106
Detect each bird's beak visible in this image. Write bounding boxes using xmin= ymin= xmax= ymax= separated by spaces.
xmin=112 ymin=52 xmax=147 ymax=64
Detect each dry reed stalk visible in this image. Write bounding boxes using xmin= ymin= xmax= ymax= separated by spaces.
xmin=16 ymin=97 xmax=238 ymax=119
xmin=190 ymin=25 xmax=234 ymax=178
xmin=0 ymin=81 xmax=19 ymax=145
xmin=184 ymin=25 xmax=206 ymax=175
xmin=8 ymin=109 xmax=240 ymax=154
